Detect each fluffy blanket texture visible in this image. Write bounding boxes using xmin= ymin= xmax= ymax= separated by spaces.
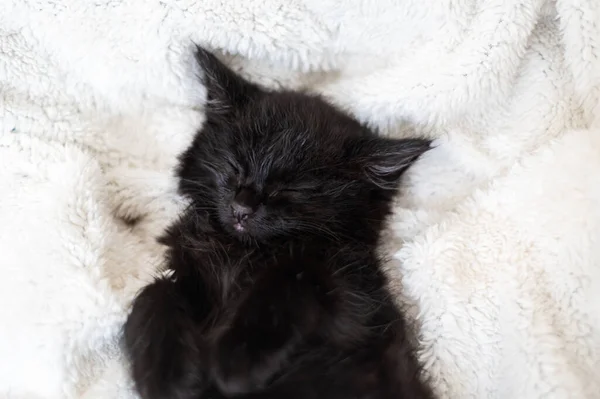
xmin=1 ymin=0 xmax=599 ymax=398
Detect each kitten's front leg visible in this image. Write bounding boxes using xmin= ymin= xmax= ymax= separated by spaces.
xmin=124 ymin=274 xmax=212 ymax=399
xmin=212 ymin=268 xmax=321 ymax=395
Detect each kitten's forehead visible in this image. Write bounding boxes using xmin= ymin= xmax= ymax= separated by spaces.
xmin=217 ymin=92 xmax=363 ymax=178
xmin=250 ymin=129 xmax=321 ymax=170
xmin=227 ymin=126 xmax=339 ymax=187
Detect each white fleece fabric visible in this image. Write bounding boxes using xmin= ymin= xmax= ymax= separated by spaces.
xmin=1 ymin=0 xmax=599 ymax=398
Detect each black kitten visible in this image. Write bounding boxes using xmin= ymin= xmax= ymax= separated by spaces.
xmin=124 ymin=46 xmax=433 ymax=399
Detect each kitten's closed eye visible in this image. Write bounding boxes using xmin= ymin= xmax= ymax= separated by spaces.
xmin=269 ymin=189 xmax=301 ymax=198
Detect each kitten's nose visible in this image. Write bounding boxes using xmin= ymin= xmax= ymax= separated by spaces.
xmin=231 ymin=202 xmax=253 ymax=221
xmin=231 ymin=187 xmax=258 ymax=222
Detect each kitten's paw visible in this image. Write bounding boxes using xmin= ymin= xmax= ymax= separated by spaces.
xmin=124 ymin=277 xmax=208 ymax=399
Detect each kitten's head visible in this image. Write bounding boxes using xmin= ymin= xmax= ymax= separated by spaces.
xmin=179 ymin=47 xmax=430 ymax=244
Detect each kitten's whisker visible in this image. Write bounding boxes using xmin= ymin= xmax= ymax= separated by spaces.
xmin=293 ymin=220 xmax=364 ymax=244
xmin=291 ymin=221 xmax=342 ymax=242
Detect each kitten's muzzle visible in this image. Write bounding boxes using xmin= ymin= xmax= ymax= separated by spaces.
xmin=231 ymin=187 xmax=259 ymax=224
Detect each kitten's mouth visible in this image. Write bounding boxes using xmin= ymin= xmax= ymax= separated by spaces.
xmin=233 ymin=222 xmax=246 ymax=232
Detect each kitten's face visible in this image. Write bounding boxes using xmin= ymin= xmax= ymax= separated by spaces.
xmin=195 ymin=119 xmax=369 ymax=242
xmin=179 ymin=47 xmax=430 ymax=244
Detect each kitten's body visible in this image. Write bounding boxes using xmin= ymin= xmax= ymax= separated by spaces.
xmin=124 ymin=47 xmax=433 ymax=399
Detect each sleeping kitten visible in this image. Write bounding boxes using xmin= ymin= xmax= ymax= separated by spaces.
xmin=124 ymin=46 xmax=433 ymax=399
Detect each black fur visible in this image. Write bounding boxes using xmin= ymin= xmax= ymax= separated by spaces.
xmin=124 ymin=46 xmax=434 ymax=399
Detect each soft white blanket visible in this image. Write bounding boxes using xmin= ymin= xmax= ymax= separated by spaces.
xmin=1 ymin=0 xmax=599 ymax=398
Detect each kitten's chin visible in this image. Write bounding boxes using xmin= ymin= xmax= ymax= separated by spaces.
xmin=222 ymin=220 xmax=256 ymax=243
xmin=218 ymin=214 xmax=250 ymax=237
xmin=218 ymin=215 xmax=272 ymax=244
xmin=227 ymin=223 xmax=273 ymax=245
xmin=231 ymin=229 xmax=258 ymax=245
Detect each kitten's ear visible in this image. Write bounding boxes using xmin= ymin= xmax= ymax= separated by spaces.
xmin=357 ymin=138 xmax=431 ymax=189
xmin=195 ymin=45 xmax=260 ymax=115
